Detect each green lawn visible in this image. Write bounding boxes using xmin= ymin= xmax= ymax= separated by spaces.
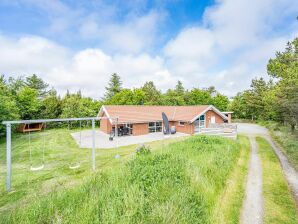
xmin=257 ymin=137 xmax=298 ymax=224
xmin=0 ymin=128 xmax=185 ymax=213
xmin=0 ymin=129 xmax=250 ymax=223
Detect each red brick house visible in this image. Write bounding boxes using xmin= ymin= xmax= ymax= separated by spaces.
xmin=98 ymin=105 xmax=229 ymax=136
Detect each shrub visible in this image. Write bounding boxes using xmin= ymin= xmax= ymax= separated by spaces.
xmin=195 ymin=135 xmax=223 ymax=144
xmin=136 ymin=144 xmax=151 ymax=156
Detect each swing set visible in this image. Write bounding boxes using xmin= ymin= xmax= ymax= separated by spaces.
xmin=2 ymin=117 xmax=110 ymax=192
xmin=27 ymin=120 xmax=84 ymax=171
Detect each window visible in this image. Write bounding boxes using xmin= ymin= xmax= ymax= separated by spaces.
xmin=112 ymin=123 xmax=133 ymax=136
xmin=148 ymin=122 xmax=162 ymax=133
xmin=199 ymin=115 xmax=205 ymax=127
xmin=194 ymin=114 xmax=205 ymax=131
xmin=178 ymin=121 xmax=185 ymax=126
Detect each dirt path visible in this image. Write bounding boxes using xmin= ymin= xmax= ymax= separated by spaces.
xmin=240 ymin=136 xmax=263 ymax=224
xmin=264 ymin=135 xmax=298 ymax=205
xmin=237 ymin=123 xmax=298 ymax=207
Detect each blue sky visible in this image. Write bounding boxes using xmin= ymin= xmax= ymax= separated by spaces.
xmin=0 ymin=0 xmax=213 ymax=51
xmin=0 ymin=0 xmax=297 ymax=98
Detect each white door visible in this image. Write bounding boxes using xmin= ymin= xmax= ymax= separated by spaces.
xmin=211 ymin=116 xmax=216 ymax=124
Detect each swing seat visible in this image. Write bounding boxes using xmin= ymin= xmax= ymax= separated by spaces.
xmin=30 ymin=164 xmax=44 ymax=171
xmin=69 ymin=163 xmax=80 ymax=169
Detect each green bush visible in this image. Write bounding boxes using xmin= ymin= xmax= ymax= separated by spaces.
xmin=195 ymin=135 xmax=223 ymax=145
xmin=135 ymin=144 xmax=151 ymax=156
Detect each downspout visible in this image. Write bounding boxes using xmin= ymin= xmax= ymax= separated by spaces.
xmin=173 ymin=107 xmax=177 ymax=120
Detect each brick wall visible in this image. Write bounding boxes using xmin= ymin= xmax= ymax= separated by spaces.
xmin=205 ymin=110 xmax=224 ymax=127
xmin=173 ymin=121 xmax=194 ymax=134
xmin=132 ymin=123 xmax=149 ymax=136
xmin=100 ymin=113 xmax=112 ymax=134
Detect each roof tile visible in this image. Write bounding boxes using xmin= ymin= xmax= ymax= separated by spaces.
xmin=99 ymin=105 xmax=211 ymax=124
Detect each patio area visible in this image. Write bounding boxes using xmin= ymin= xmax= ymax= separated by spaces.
xmin=71 ymin=130 xmax=189 ymax=149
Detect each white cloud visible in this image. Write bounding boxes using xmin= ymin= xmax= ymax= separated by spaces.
xmin=162 ymin=0 xmax=298 ymax=95
xmin=46 ymin=49 xmax=113 ymax=97
xmin=49 ymin=51 xmax=176 ymax=98
xmin=79 ymin=10 xmax=162 ymax=54
xmin=0 ymin=35 xmax=174 ymax=98
xmin=1 ymin=0 xmax=298 ymax=99
xmin=0 ymin=35 xmax=69 ymax=75
xmin=164 ymin=27 xmax=216 ymax=75
xmin=204 ymin=0 xmax=297 ymax=50
xmin=112 ymin=54 xmax=175 ymax=90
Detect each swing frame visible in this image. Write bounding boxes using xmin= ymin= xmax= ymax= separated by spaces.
xmin=2 ymin=116 xmax=117 ymax=192
xmin=67 ymin=120 xmax=83 ymax=170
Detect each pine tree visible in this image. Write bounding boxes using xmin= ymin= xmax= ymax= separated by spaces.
xmin=141 ymin=81 xmax=162 ymax=105
xmin=267 ymin=38 xmax=298 ymax=132
xmin=104 ymin=73 xmax=122 ymax=101
xmin=25 ymin=74 xmax=49 ymax=98
xmin=207 ymin=86 xmax=217 ymax=97
xmin=175 ymin=81 xmax=185 ymax=95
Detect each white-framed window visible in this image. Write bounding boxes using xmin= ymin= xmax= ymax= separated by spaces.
xmin=178 ymin=121 xmax=185 ymax=126
xmin=199 ymin=115 xmax=205 ymax=127
xmin=148 ymin=121 xmax=162 ymax=133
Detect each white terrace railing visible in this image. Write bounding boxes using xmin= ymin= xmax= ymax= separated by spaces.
xmin=207 ymin=123 xmax=237 ymax=130
xmin=200 ymin=123 xmax=237 ymax=139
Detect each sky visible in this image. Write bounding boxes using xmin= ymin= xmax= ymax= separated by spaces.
xmin=0 ymin=0 xmax=297 ymax=99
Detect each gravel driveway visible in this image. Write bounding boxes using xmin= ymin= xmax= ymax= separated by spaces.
xmin=236 ymin=123 xmax=268 ymax=136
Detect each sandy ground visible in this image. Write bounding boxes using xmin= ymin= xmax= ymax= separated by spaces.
xmin=71 ymin=130 xmax=188 ymax=149
xmin=240 ymin=136 xmax=263 ymax=224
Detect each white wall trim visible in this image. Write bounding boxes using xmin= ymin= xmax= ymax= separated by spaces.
xmin=98 ymin=105 xmax=113 ymax=124
xmin=190 ymin=105 xmax=228 ymax=123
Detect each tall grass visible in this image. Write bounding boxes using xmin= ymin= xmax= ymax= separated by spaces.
xmin=1 ymin=135 xmax=250 ymax=224
xmin=0 ymin=128 xmax=185 ymax=213
xmin=258 ymin=121 xmax=298 ymax=169
xmin=212 ymin=136 xmax=250 ymax=223
xmin=257 ymin=137 xmax=298 ymax=224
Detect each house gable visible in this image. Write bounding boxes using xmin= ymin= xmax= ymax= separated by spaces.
xmin=189 ymin=105 xmax=228 ymax=123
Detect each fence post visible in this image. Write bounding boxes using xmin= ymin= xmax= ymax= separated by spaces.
xmin=115 ymin=118 xmax=118 ymax=137
xmin=6 ymin=123 xmax=11 ymax=192
xmin=92 ymin=119 xmax=96 ymax=171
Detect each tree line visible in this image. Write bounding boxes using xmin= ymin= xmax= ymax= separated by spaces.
xmin=0 ymin=73 xmax=229 ymax=135
xmin=0 ymin=75 xmax=100 ymax=134
xmin=103 ymin=73 xmax=229 ymax=110
xmin=229 ymin=37 xmax=298 ymax=132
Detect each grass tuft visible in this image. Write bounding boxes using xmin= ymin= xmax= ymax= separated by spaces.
xmin=258 ymin=121 xmax=298 ymax=170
